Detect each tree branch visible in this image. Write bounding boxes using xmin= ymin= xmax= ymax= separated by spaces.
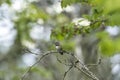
xmin=20 ymin=50 xmax=57 ymax=80
xmin=21 ymin=49 xmax=100 ymax=80
xmin=63 ymin=66 xmax=73 ymax=80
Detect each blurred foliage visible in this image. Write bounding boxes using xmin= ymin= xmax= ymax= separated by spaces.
xmin=90 ymin=0 xmax=120 ymax=26
xmin=51 ymin=0 xmax=120 ymax=56
xmin=0 ymin=0 xmax=120 ymax=80
xmin=0 ymin=0 xmax=11 ymax=5
xmin=26 ymin=4 xmax=50 ymax=21
xmin=51 ymin=23 xmax=75 ymax=40
xmin=31 ymin=66 xmax=53 ymax=79
xmin=97 ymin=31 xmax=120 ymax=56
xmin=61 ymin=0 xmax=88 ymax=8
xmin=14 ymin=3 xmax=50 ymax=43
xmin=61 ymin=0 xmax=120 ymax=25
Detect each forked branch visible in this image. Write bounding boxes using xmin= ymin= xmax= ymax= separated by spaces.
xmin=20 ymin=50 xmax=57 ymax=80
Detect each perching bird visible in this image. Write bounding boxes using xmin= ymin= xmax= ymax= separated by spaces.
xmin=54 ymin=41 xmax=65 ymax=55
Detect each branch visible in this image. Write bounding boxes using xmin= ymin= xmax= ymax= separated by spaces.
xmin=65 ymin=51 xmax=99 ymax=80
xmin=75 ymin=66 xmax=98 ymax=80
xmin=23 ymin=48 xmax=40 ymax=55
xmin=90 ymin=19 xmax=107 ymax=26
xmin=63 ymin=66 xmax=73 ymax=80
xmin=21 ymin=48 xmax=100 ymax=80
xmin=20 ymin=50 xmax=57 ymax=80
xmin=86 ymin=58 xmax=101 ymax=67
xmin=56 ymin=57 xmax=72 ymax=66
xmin=56 ymin=50 xmax=99 ymax=80
xmin=74 ymin=57 xmax=99 ymax=80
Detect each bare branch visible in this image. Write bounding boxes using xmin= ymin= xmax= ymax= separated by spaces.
xmin=86 ymin=58 xmax=101 ymax=67
xmin=56 ymin=57 xmax=72 ymax=66
xmin=21 ymin=49 xmax=100 ymax=80
xmin=74 ymin=66 xmax=97 ymax=80
xmin=65 ymin=51 xmax=99 ymax=80
xmin=56 ymin=51 xmax=99 ymax=80
xmin=63 ymin=66 xmax=73 ymax=80
xmin=23 ymin=48 xmax=40 ymax=55
xmin=20 ymin=50 xmax=57 ymax=80
xmin=75 ymin=63 xmax=99 ymax=80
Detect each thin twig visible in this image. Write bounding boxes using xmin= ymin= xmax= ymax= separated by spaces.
xmin=75 ymin=66 xmax=97 ymax=80
xmin=86 ymin=64 xmax=98 ymax=68
xmin=21 ymin=49 xmax=99 ymax=80
xmin=86 ymin=58 xmax=101 ymax=67
xmin=20 ymin=51 xmax=57 ymax=80
xmin=75 ymin=62 xmax=99 ymax=80
xmin=63 ymin=66 xmax=73 ymax=80
xmin=90 ymin=19 xmax=107 ymax=26
xmin=56 ymin=57 xmax=72 ymax=66
xmin=23 ymin=48 xmax=40 ymax=55
xmin=57 ymin=51 xmax=99 ymax=80
xmin=66 ymin=52 xmax=99 ymax=80
xmin=27 ymin=52 xmax=40 ymax=55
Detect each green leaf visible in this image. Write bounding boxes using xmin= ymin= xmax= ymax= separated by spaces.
xmin=61 ymin=0 xmax=75 ymax=8
xmin=97 ymin=31 xmax=120 ymax=56
xmin=0 ymin=0 xmax=11 ymax=5
xmin=99 ymin=38 xmax=115 ymax=56
xmin=90 ymin=0 xmax=120 ymax=26
xmin=62 ymin=40 xmax=75 ymax=51
xmin=96 ymin=31 xmax=109 ymax=39
xmin=50 ymin=23 xmax=75 ymax=41
xmin=61 ymin=0 xmax=88 ymax=8
xmin=104 ymin=0 xmax=120 ymax=14
xmin=23 ymin=4 xmax=50 ymax=21
xmin=88 ymin=0 xmax=120 ymax=26
xmin=103 ymin=0 xmax=120 ymax=26
xmin=107 ymin=12 xmax=120 ymax=26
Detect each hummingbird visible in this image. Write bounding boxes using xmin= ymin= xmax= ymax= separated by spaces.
xmin=54 ymin=41 xmax=65 ymax=55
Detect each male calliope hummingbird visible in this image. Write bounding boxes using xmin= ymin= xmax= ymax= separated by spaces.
xmin=54 ymin=41 xmax=65 ymax=55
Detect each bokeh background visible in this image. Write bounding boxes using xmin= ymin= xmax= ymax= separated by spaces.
xmin=0 ymin=0 xmax=120 ymax=80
